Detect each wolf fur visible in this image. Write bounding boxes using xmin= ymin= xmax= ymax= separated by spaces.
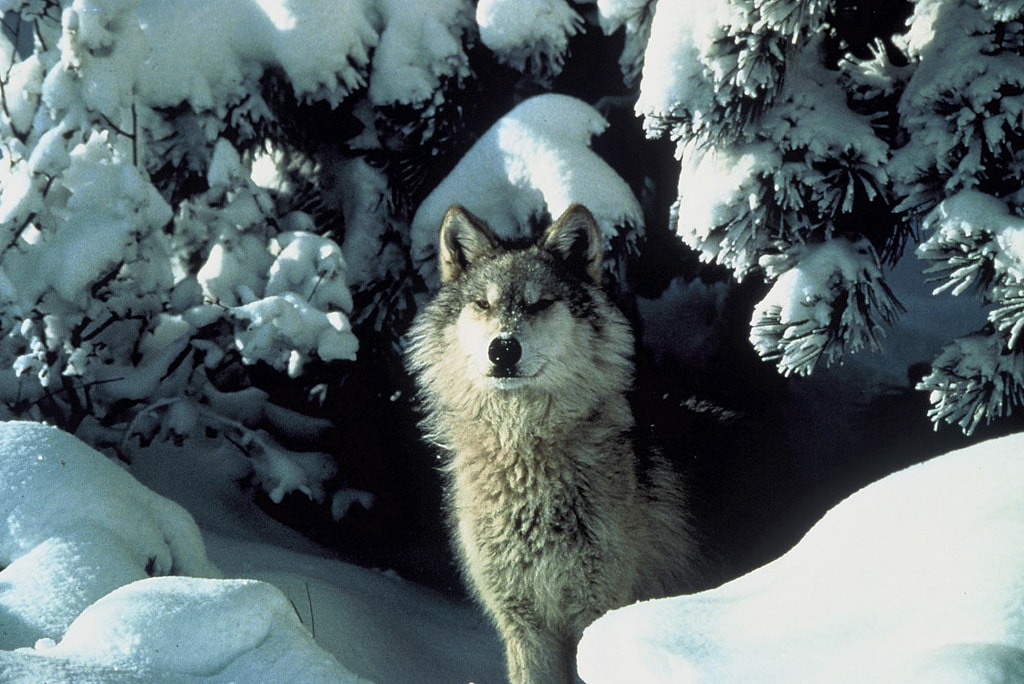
xmin=406 ymin=205 xmax=702 ymax=684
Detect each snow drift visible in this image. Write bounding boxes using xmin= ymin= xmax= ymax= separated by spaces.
xmin=578 ymin=431 xmax=1024 ymax=682
xmin=0 ymin=420 xmax=363 ymax=683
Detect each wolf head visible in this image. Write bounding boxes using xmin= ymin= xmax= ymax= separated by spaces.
xmin=407 ymin=204 xmax=633 ymax=408
xmin=443 ymin=204 xmax=606 ymax=391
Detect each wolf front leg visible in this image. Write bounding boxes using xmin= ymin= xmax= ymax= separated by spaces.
xmin=502 ymin=623 xmax=578 ymax=684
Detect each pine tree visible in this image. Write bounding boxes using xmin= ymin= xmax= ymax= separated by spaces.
xmin=895 ymin=0 xmax=1024 ymax=433
xmin=628 ymin=0 xmax=906 ymax=377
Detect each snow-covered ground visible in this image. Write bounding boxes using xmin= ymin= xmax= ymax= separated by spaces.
xmin=578 ymin=431 xmax=1024 ymax=683
xmin=0 ymin=420 xmax=504 ymax=683
xmin=6 ymin=418 xmax=1024 ymax=683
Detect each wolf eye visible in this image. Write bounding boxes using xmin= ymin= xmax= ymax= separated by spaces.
xmin=526 ymin=298 xmax=555 ymax=315
xmin=473 ymin=299 xmax=490 ymax=311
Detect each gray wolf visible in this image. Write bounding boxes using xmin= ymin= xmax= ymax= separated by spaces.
xmin=406 ymin=204 xmax=703 ymax=684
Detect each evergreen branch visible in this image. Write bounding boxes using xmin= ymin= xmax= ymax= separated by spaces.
xmin=918 ymin=330 xmax=1024 ymax=434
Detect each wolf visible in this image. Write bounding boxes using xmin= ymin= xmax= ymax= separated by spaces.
xmin=406 ymin=204 xmax=703 ymax=684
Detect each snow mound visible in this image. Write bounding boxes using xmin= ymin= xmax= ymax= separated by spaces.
xmin=411 ymin=93 xmax=643 ymax=285
xmin=0 ymin=421 xmax=360 ymax=682
xmin=36 ymin=576 xmax=366 ymax=683
xmin=0 ymin=421 xmax=218 ymax=647
xmin=578 ymin=432 xmax=1024 ymax=682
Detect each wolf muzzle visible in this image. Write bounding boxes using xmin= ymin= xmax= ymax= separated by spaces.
xmin=488 ymin=335 xmax=522 ymax=377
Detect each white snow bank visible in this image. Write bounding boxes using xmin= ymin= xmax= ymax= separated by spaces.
xmin=38 ymin=576 xmax=365 ymax=683
xmin=411 ymin=93 xmax=643 ymax=285
xmin=0 ymin=421 xmax=362 ymax=682
xmin=0 ymin=421 xmax=217 ymax=647
xmin=578 ymin=431 xmax=1024 ymax=683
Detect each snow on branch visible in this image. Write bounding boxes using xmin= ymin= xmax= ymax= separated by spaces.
xmin=637 ymin=0 xmax=827 ymax=144
xmin=476 ymin=0 xmax=583 ymax=81
xmin=670 ymin=37 xmax=890 ymax=276
xmin=636 ymin=4 xmax=902 ymax=379
xmin=368 ymin=0 xmax=474 ymax=107
xmin=137 ymin=0 xmax=378 ymax=110
xmin=916 ymin=191 xmax=1024 ymax=432
xmin=917 ymin=191 xmax=1024 ymax=299
xmin=892 ymin=1 xmax=1024 ymax=221
xmin=592 ymin=0 xmax=656 ymax=86
xmin=917 ymin=331 xmax=1024 ymax=435
xmin=750 ymin=237 xmax=904 ymax=377
xmin=0 ymin=1 xmax=368 ymax=505
xmin=411 ymin=93 xmax=643 ymax=287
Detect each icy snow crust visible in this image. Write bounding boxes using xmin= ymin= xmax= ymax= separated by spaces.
xmin=578 ymin=431 xmax=1024 ymax=683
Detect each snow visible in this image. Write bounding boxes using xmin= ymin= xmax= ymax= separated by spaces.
xmin=3 ymin=54 xmax=44 ymax=137
xmin=0 ymin=421 xmax=217 ymax=652
xmin=750 ymin=237 xmax=903 ymax=377
xmin=140 ymin=0 xmax=477 ymax=112
xmin=0 ymin=420 xmax=505 ymax=683
xmin=578 ymin=431 xmax=1024 ymax=683
xmin=476 ymin=0 xmax=582 ymax=78
xmin=5 ymin=416 xmax=1021 ymax=683
xmin=921 ymin=190 xmax=1024 ymax=291
xmin=136 ymin=0 xmax=377 ymax=109
xmin=635 ymin=0 xmax=730 ymax=135
xmin=368 ymin=0 xmax=473 ymax=107
xmin=411 ymin=93 xmax=643 ymax=285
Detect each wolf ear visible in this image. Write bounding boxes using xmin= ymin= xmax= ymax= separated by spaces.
xmin=540 ymin=204 xmax=603 ymax=284
xmin=438 ymin=205 xmax=499 ymax=283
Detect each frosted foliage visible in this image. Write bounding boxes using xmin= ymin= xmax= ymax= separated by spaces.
xmin=593 ymin=0 xmax=655 ymax=84
xmin=136 ymin=0 xmax=378 ymax=109
xmin=476 ymin=0 xmax=583 ymax=79
xmin=4 ymin=54 xmax=45 ymax=137
xmin=918 ymin=191 xmax=1024 ymax=298
xmin=750 ymin=238 xmax=903 ymax=377
xmin=411 ymin=94 xmax=643 ymax=286
xmin=637 ymin=0 xmax=828 ymax=142
xmin=918 ymin=333 xmax=1024 ymax=435
xmin=889 ymin=2 xmax=1024 ymax=432
xmin=892 ymin=0 xmax=1024 ymax=219
xmin=337 ymin=158 xmax=398 ymax=289
xmin=196 ymin=228 xmax=358 ymax=374
xmin=0 ymin=2 xmax=364 ymax=504
xmin=369 ymin=0 xmax=473 ymax=106
xmin=981 ymin=0 xmax=1024 ymax=22
xmin=674 ymin=139 xmax=778 ymax=276
xmin=673 ymin=45 xmax=889 ymax=278
xmin=916 ymin=192 xmax=1024 ymax=433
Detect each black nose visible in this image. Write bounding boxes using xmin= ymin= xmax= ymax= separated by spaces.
xmin=488 ymin=336 xmax=522 ymax=373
